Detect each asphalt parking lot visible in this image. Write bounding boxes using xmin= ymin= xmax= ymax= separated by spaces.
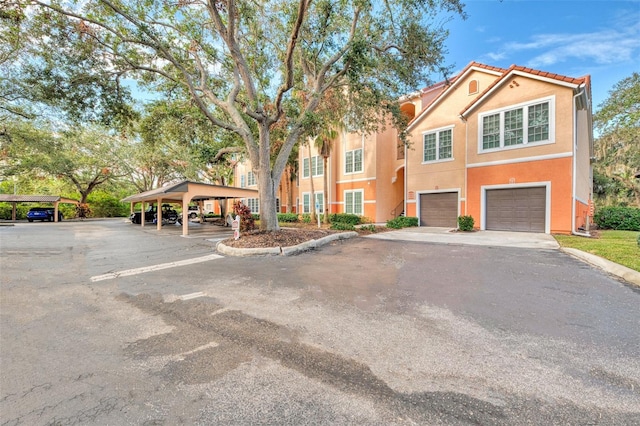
xmin=1 ymin=219 xmax=639 ymax=425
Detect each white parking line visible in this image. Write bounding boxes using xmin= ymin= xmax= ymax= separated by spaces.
xmin=179 ymin=292 xmax=206 ymax=300
xmin=90 ymin=253 xmax=223 ymax=282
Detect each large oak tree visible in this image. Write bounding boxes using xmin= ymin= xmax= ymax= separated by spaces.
xmin=23 ymin=0 xmax=464 ymax=230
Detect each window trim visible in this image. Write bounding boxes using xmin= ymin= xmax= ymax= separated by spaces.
xmin=422 ymin=125 xmax=454 ymax=164
xmin=343 ymin=189 xmax=364 ymax=215
xmin=303 ymin=155 xmax=323 ymax=178
xmin=345 ymin=148 xmax=363 ymax=174
xmin=478 ymin=95 xmax=555 ymax=153
xmin=247 ymin=171 xmax=256 ymax=186
xmin=244 ymin=197 xmax=259 ymax=214
xmin=302 ymin=192 xmax=324 ymax=213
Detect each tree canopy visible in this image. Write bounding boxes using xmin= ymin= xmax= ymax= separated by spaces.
xmin=593 ymin=72 xmax=640 ymax=206
xmin=1 ymin=120 xmax=124 ymax=203
xmin=19 ymin=0 xmax=465 ymax=230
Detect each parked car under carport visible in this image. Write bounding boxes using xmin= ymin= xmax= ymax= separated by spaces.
xmin=27 ymin=207 xmax=63 ymax=222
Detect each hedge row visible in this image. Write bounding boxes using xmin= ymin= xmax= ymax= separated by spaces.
xmin=594 ymin=206 xmax=640 ymax=231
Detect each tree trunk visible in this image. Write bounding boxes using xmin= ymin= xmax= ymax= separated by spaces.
xmin=256 ymin=125 xmax=279 ymax=231
xmin=287 ymin=167 xmax=294 ymax=214
xmin=308 ymin=144 xmax=316 ymax=222
xmin=322 ymin=155 xmax=329 ymax=224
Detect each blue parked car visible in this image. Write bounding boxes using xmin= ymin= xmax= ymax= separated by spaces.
xmin=26 ymin=207 xmax=62 ymax=222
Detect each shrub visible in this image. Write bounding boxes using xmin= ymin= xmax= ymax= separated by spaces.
xmin=386 ymin=216 xmax=419 ymax=229
xmin=457 ymin=215 xmax=475 ymax=231
xmin=359 ymin=224 xmax=377 ymax=232
xmin=329 ymin=213 xmax=361 ymax=225
xmin=301 ymin=214 xmax=311 ymax=223
xmin=233 ymin=201 xmax=256 ymax=232
xmin=277 ymin=213 xmax=299 ymax=223
xmin=330 ymin=221 xmax=355 ymax=231
xmin=0 ymin=203 xmax=29 ymax=220
xmin=87 ymin=191 xmax=130 ymax=217
xmin=594 ymin=206 xmax=640 ymax=231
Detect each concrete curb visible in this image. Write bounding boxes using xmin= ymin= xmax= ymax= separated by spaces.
xmin=561 ymin=247 xmax=640 ymax=286
xmin=216 ymin=231 xmax=358 ymax=257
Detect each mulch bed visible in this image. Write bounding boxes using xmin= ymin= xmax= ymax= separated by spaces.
xmin=221 ymin=228 xmax=342 ymax=248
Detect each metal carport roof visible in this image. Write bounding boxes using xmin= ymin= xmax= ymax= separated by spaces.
xmin=122 ymin=180 xmax=259 ymax=236
xmin=0 ymin=194 xmax=79 ymax=222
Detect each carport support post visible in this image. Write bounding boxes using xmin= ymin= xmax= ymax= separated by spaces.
xmin=140 ymin=201 xmax=145 ymax=227
xmin=182 ymin=198 xmax=189 ymax=236
xmin=53 ymin=201 xmax=59 ymax=223
xmin=157 ymin=197 xmax=163 ymax=231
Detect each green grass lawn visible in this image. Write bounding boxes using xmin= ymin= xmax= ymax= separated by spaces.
xmin=554 ymin=230 xmax=640 ymax=272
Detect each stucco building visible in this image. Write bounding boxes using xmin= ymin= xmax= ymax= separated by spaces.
xmin=240 ymin=62 xmax=593 ymax=234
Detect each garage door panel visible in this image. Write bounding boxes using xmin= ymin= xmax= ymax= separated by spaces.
xmin=420 ymin=192 xmax=458 ymax=227
xmin=486 ymin=187 xmax=546 ymax=232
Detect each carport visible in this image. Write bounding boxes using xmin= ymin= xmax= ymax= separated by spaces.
xmin=0 ymin=194 xmax=79 ymax=222
xmin=122 ymin=180 xmax=259 ymax=236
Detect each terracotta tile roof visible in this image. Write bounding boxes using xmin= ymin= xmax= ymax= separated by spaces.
xmin=509 ymin=65 xmax=587 ymax=85
xmin=459 ymin=63 xmax=590 ymax=117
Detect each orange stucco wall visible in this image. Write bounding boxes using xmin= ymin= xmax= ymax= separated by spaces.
xmin=575 ymin=200 xmax=590 ymax=231
xmin=335 ymin=179 xmax=377 ymax=220
xmin=467 ymin=157 xmax=573 ymax=233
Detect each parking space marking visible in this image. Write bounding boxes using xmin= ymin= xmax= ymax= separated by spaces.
xmin=90 ymin=253 xmax=223 ymax=282
xmin=179 ymin=292 xmax=206 ymax=300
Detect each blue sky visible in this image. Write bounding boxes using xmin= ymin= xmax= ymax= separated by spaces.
xmin=436 ymin=0 xmax=640 ymax=109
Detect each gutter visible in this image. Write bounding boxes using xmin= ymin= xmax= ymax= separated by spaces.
xmin=572 ymin=86 xmax=590 ymax=237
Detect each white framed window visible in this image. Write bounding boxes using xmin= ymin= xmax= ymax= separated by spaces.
xmin=303 ymin=158 xmax=309 ymax=178
xmin=303 ymin=156 xmax=323 ymax=178
xmin=315 ymin=192 xmax=324 ymax=213
xmin=303 ymin=193 xmax=310 ymax=213
xmin=245 ymin=198 xmax=259 ymax=214
xmin=345 ymin=148 xmax=363 ymax=174
xmin=302 ymin=192 xmax=324 ymax=213
xmin=423 ymin=127 xmax=453 ymax=163
xmin=240 ymin=174 xmax=246 ymax=188
xmin=344 ymin=189 xmax=363 ymax=215
xmin=247 ymin=171 xmax=256 ymax=186
xmin=479 ymin=96 xmax=554 ymax=152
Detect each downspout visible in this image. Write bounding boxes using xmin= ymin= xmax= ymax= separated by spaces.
xmin=572 ymin=86 xmax=590 ymax=237
xmin=460 ymin=114 xmax=468 ymax=216
xmin=404 ymin=136 xmax=408 ymax=221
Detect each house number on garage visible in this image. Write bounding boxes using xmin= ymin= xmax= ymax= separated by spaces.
xmin=232 ymin=215 xmax=240 ymax=240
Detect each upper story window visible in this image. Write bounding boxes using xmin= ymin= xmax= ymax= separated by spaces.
xmin=345 ymin=148 xmax=363 ymax=174
xmin=303 ymin=155 xmax=323 ymax=178
xmin=240 ymin=174 xmax=246 ymax=188
xmin=247 ymin=171 xmax=256 ymax=186
xmin=479 ymin=96 xmax=554 ymax=152
xmin=423 ymin=127 xmax=453 ymax=163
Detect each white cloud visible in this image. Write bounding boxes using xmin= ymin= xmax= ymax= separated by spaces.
xmin=481 ymin=13 xmax=640 ymax=69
